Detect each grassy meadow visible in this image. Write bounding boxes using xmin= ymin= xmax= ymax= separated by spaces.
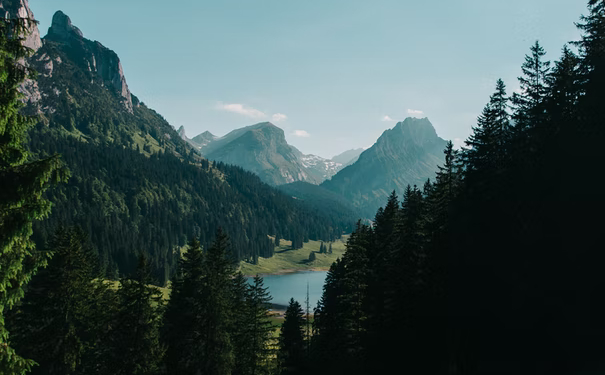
xmin=239 ymin=235 xmax=349 ymax=276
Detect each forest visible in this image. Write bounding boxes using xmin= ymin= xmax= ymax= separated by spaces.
xmin=1 ymin=0 xmax=604 ymax=374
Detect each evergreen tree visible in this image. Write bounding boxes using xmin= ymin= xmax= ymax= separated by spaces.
xmin=512 ymin=41 xmax=552 ymax=131
xmin=230 ymin=272 xmax=252 ymax=375
xmin=278 ymin=299 xmax=306 ymax=375
xmin=9 ymin=227 xmax=110 ymax=375
xmin=104 ymin=254 xmax=165 ymax=375
xmin=163 ymin=238 xmax=206 ymax=374
xmin=247 ymin=275 xmax=274 ymax=375
xmin=308 ymin=252 xmax=316 ymax=262
xmin=0 ymin=16 xmax=68 ymax=373
xmin=199 ymin=228 xmax=235 ymax=375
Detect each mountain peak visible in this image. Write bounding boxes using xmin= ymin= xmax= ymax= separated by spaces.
xmin=48 ymin=10 xmax=83 ymax=40
xmin=385 ymin=117 xmax=439 ymax=145
xmin=0 ymin=0 xmax=42 ymax=51
xmin=41 ymin=11 xmax=133 ymax=113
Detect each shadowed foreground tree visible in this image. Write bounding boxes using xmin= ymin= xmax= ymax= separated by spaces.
xmin=278 ymin=299 xmax=306 ymax=375
xmin=0 ymin=15 xmax=68 ymax=374
xmin=9 ymin=227 xmax=111 ymax=375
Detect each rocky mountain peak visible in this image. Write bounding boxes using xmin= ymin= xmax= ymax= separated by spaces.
xmin=0 ymin=0 xmax=42 ymax=52
xmin=42 ymin=11 xmax=133 ymax=113
xmin=47 ymin=10 xmax=83 ymax=40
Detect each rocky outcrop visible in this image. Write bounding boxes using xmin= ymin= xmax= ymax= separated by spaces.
xmin=0 ymin=0 xmax=42 ymax=52
xmin=44 ymin=11 xmax=133 ymax=113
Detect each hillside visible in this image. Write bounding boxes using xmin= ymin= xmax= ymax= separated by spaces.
xmin=322 ymin=118 xmax=447 ymax=218
xmin=20 ymin=10 xmax=353 ymax=282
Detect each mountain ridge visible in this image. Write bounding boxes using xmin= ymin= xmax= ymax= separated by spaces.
xmin=322 ymin=117 xmax=447 ymax=218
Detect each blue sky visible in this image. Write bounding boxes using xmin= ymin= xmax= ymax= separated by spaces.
xmin=31 ymin=0 xmax=586 ymax=158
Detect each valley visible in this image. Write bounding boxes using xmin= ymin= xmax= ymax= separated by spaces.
xmin=239 ymin=236 xmax=348 ymax=276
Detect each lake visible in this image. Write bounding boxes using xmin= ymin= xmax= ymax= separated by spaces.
xmin=247 ymin=271 xmax=328 ymax=310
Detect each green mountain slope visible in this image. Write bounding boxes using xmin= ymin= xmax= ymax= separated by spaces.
xmin=21 ymin=10 xmax=352 ymax=282
xmin=322 ymin=118 xmax=447 ymax=218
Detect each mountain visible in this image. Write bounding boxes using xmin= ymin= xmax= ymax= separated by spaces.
xmin=16 ymin=8 xmax=352 ymax=281
xmin=192 ymin=123 xmax=343 ymax=185
xmin=331 ymin=148 xmax=365 ymax=167
xmin=195 ymin=122 xmax=319 ymax=185
xmin=177 ymin=126 xmax=215 ymax=151
xmin=191 ymin=131 xmax=217 ymax=149
xmin=322 ymin=117 xmax=447 ymax=218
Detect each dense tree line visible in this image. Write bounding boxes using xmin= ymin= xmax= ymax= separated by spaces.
xmin=7 ymin=227 xmax=277 ymax=375
xmin=305 ymin=2 xmax=605 ymax=374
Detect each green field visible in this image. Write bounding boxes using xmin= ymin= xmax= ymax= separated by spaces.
xmin=239 ymin=235 xmax=349 ymax=276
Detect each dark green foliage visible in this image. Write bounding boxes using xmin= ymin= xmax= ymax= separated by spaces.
xmin=28 ymin=130 xmax=350 ymax=283
xmin=233 ymin=275 xmax=274 ymax=375
xmin=162 ymin=237 xmax=206 ymax=374
xmin=198 ymin=228 xmax=235 ymax=375
xmin=308 ymin=252 xmax=316 ymax=262
xmin=9 ymin=227 xmax=113 ymax=375
xmin=278 ymin=299 xmax=306 ymax=375
xmin=0 ymin=16 xmax=68 ymax=373
xmin=103 ymin=254 xmax=164 ymax=375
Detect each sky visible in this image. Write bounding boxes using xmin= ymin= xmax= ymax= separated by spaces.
xmin=30 ymin=0 xmax=587 ymax=159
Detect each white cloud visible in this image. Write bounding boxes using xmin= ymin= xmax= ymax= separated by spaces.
xmin=292 ymin=130 xmax=310 ymax=138
xmin=407 ymin=109 xmax=424 ymax=115
xmin=218 ymin=103 xmax=266 ymax=119
xmin=381 ymin=115 xmax=395 ymax=122
xmin=272 ymin=113 xmax=288 ymax=122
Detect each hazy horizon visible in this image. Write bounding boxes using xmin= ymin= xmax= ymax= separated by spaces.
xmin=31 ymin=0 xmax=585 ymax=159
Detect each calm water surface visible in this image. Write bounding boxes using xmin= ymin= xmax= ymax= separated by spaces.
xmin=247 ymin=271 xmax=328 ymax=309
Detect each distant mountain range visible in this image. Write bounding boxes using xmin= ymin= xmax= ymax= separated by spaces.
xmin=178 ymin=117 xmax=447 ymax=219
xmin=178 ymin=123 xmax=360 ymax=185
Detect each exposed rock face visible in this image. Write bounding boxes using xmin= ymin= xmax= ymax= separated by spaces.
xmin=44 ymin=11 xmax=133 ymax=113
xmin=0 ymin=0 xmax=42 ymax=52
xmin=200 ymin=122 xmax=318 ymax=185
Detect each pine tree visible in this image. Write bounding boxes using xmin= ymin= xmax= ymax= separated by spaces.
xmin=328 ymin=243 xmax=332 ymax=254
xmin=104 ymin=254 xmax=165 ymax=375
xmin=0 ymin=16 xmax=68 ymax=373
xmin=278 ymin=299 xmax=306 ymax=375
xmin=230 ymin=272 xmax=252 ymax=375
xmin=199 ymin=228 xmax=235 ymax=375
xmin=247 ymin=275 xmax=274 ymax=375
xmin=512 ymin=41 xmax=551 ymax=131
xmin=9 ymin=227 xmax=109 ymax=375
xmin=308 ymin=252 xmax=316 ymax=262
xmin=163 ymin=237 xmax=206 ymax=374
xmin=311 ymin=259 xmax=346 ymax=371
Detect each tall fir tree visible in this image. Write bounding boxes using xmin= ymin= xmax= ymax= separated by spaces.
xmin=104 ymin=254 xmax=165 ymax=375
xmin=9 ymin=226 xmax=111 ymax=375
xmin=247 ymin=275 xmax=274 ymax=375
xmin=278 ymin=299 xmax=306 ymax=375
xmin=163 ymin=237 xmax=206 ymax=374
xmin=0 ymin=16 xmax=68 ymax=374
xmin=199 ymin=228 xmax=235 ymax=375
